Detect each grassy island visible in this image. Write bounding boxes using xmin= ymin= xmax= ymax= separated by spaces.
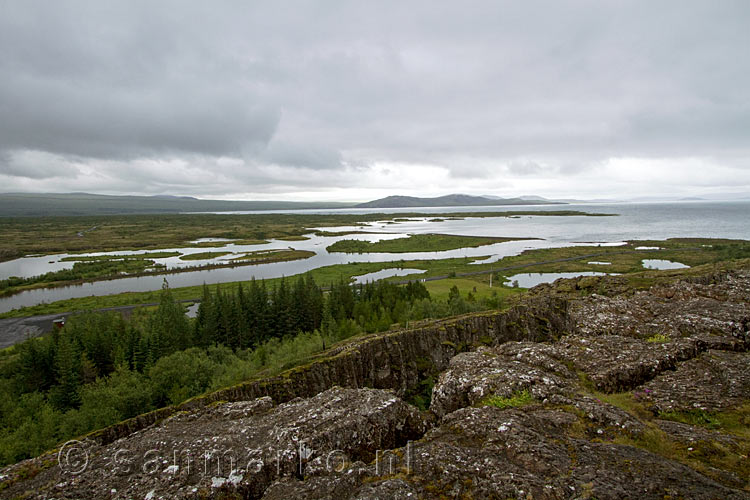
xmin=326 ymin=234 xmax=527 ymax=253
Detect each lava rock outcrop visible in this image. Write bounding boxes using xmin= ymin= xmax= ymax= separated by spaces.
xmin=2 ymin=265 xmax=749 ymax=499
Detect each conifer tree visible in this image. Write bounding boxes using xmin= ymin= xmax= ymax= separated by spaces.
xmin=50 ymin=335 xmax=80 ymax=410
xmin=151 ymin=279 xmax=190 ymax=353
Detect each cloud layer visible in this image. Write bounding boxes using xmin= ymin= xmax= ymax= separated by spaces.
xmin=1 ymin=1 xmax=749 ymax=200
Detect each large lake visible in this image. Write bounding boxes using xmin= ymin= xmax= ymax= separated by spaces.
xmin=1 ymin=201 xmax=748 ymax=313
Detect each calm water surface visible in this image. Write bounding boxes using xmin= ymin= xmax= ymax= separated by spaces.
xmin=504 ymin=271 xmax=616 ymax=288
xmin=641 ymin=259 xmax=690 ymax=270
xmin=1 ymin=201 xmax=748 ymax=313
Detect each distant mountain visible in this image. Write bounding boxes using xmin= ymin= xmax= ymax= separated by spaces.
xmin=0 ymin=193 xmax=355 ymax=217
xmin=488 ymin=194 xmax=617 ymax=203
xmin=355 ymin=194 xmax=564 ymax=209
xmin=150 ymin=194 xmax=199 ymax=200
xmin=519 ymin=195 xmax=625 ymax=203
xmin=517 ymin=195 xmax=550 ymax=201
xmin=483 ymin=194 xmax=551 ymax=201
xmin=693 ymin=192 xmax=750 ymax=201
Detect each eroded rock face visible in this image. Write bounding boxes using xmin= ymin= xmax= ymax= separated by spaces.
xmin=555 ymin=335 xmax=701 ymax=393
xmin=430 ymin=343 xmax=577 ymax=417
xmin=640 ymin=349 xmax=750 ymax=412
xmin=423 ymin=268 xmax=750 ymax=498
xmin=569 ymin=269 xmax=750 ymax=344
xmin=263 ymin=406 xmax=746 ymax=500
xmin=431 ymin=334 xmax=713 ymax=416
xmin=0 ymin=387 xmax=428 ymax=499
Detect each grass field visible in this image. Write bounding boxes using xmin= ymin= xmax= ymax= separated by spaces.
xmin=424 ymin=278 xmax=524 ymax=302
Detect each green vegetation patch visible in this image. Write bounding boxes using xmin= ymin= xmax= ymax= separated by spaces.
xmin=179 ymin=251 xmax=233 ymax=261
xmin=61 ymin=251 xmax=181 ymax=262
xmin=275 ymin=235 xmax=310 ymax=241
xmin=589 ymin=391 xmax=653 ymax=420
xmin=610 ymin=416 xmax=750 ymax=487
xmin=314 ymin=230 xmax=383 ymax=237
xmin=482 ymin=389 xmax=534 ymax=409
xmin=424 ymin=278 xmax=522 ymax=304
xmin=190 ymin=238 xmax=269 ymax=247
xmin=571 ymin=391 xmax=750 ymax=487
xmin=646 ymin=333 xmax=670 ymax=343
xmin=658 ymin=405 xmax=750 ymax=438
xmin=327 ymin=234 xmax=524 ymax=253
xmin=230 ymin=249 xmax=315 ymax=263
xmin=233 ymin=239 xmax=271 ymax=245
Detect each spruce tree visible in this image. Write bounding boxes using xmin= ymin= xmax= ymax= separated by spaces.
xmin=50 ymin=335 xmax=80 ymax=410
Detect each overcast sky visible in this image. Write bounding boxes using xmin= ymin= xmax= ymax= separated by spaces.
xmin=1 ymin=1 xmax=749 ymax=201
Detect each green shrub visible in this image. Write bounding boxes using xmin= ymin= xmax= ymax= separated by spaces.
xmin=646 ymin=333 xmax=669 ymax=343
xmin=482 ymin=389 xmax=534 ymax=409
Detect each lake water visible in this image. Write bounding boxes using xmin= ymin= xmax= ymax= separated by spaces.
xmin=642 ymin=259 xmax=690 ymax=270
xmin=185 ymin=302 xmax=200 ymax=318
xmin=1 ymin=201 xmax=748 ymax=313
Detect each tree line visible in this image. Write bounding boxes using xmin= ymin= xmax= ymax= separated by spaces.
xmin=1 ymin=275 xmax=473 ymax=465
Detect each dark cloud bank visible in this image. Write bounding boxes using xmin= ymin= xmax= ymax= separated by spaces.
xmin=1 ymin=1 xmax=748 ymax=200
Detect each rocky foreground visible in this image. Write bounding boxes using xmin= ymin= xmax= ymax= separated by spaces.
xmin=1 ymin=265 xmax=749 ymax=499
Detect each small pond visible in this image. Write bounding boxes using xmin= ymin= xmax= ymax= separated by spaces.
xmin=504 ymin=271 xmax=616 ymax=288
xmin=185 ymin=302 xmax=200 ymax=318
xmin=641 ymin=259 xmax=690 ymax=270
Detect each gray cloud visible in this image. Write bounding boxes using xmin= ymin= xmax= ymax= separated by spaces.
xmin=0 ymin=0 xmax=748 ymax=200
xmin=506 ymin=161 xmax=544 ymax=177
xmin=0 ymin=151 xmax=80 ymax=180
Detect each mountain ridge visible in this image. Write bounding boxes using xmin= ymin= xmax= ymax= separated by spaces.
xmin=0 ymin=192 xmax=563 ymax=216
xmin=354 ymin=194 xmax=563 ymax=209
xmin=0 ymin=192 xmax=355 ymax=216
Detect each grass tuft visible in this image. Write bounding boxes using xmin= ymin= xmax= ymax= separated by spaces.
xmin=482 ymin=389 xmax=534 ymax=409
